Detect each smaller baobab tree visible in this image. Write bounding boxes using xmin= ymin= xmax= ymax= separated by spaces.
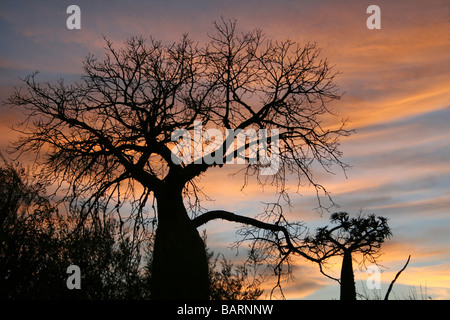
xmin=304 ymin=212 xmax=392 ymax=300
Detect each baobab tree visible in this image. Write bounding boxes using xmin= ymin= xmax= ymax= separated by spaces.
xmin=7 ymin=19 xmax=351 ymax=299
xmin=304 ymin=212 xmax=392 ymax=300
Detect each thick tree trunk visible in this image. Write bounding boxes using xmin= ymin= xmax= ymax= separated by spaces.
xmin=340 ymin=250 xmax=356 ymax=300
xmin=150 ymin=187 xmax=210 ymax=300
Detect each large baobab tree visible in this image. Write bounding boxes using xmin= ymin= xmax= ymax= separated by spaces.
xmin=7 ymin=19 xmax=351 ymax=299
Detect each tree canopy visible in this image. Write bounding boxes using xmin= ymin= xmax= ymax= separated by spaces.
xmin=6 ymin=19 xmax=352 ymax=299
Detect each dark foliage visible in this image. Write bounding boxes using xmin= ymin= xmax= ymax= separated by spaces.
xmin=0 ymin=162 xmax=261 ymax=299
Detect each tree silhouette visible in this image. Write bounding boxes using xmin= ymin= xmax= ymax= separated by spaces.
xmin=304 ymin=212 xmax=392 ymax=300
xmin=1 ymin=161 xmax=261 ymax=299
xmin=7 ymin=19 xmax=351 ymax=299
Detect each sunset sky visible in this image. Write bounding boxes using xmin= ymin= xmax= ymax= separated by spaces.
xmin=1 ymin=0 xmax=449 ymax=299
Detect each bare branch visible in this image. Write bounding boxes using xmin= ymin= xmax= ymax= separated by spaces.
xmin=384 ymin=255 xmax=411 ymax=300
xmin=193 ymin=210 xmax=319 ymax=263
